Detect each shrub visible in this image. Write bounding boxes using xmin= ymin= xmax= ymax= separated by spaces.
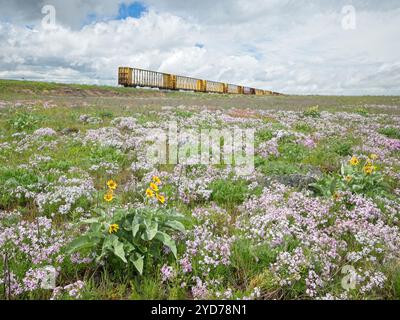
xmin=355 ymin=108 xmax=369 ymax=116
xmin=7 ymin=112 xmax=45 ymax=131
xmin=309 ymin=155 xmax=391 ymax=197
xmin=303 ymin=105 xmax=320 ymax=118
xmin=67 ymin=207 xmax=186 ymax=275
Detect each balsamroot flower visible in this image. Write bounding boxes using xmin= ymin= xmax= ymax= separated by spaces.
xmin=363 ymin=164 xmax=375 ymax=175
xmin=106 ymin=179 xmax=118 ymax=190
xmin=146 ymin=188 xmax=154 ymax=198
xmin=108 ymin=224 xmax=119 ymax=234
xmin=104 ymin=191 xmax=114 ymax=202
xmin=152 ymin=176 xmax=161 ymax=185
xmin=150 ymin=182 xmax=159 ymax=192
xmin=349 ymin=156 xmax=360 ymax=166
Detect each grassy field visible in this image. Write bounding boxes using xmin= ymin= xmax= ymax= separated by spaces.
xmin=2 ymin=79 xmax=400 ymax=114
xmin=0 ymin=79 xmax=399 ymax=300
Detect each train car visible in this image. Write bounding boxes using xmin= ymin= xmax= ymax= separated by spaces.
xmin=175 ymin=75 xmax=198 ymax=91
xmin=132 ymin=68 xmax=164 ymax=88
xmin=206 ymin=80 xmax=225 ymax=93
xmin=227 ymin=84 xmax=239 ymax=94
xmin=243 ymin=87 xmax=256 ymax=95
xmin=118 ymin=67 xmax=133 ymax=86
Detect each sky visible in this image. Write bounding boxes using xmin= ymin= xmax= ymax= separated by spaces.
xmin=0 ymin=0 xmax=399 ymax=95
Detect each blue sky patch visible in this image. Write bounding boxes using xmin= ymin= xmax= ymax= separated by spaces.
xmin=118 ymin=2 xmax=147 ymax=19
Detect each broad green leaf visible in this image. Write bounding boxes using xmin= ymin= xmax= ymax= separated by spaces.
xmin=143 ymin=221 xmax=158 ymax=241
xmin=132 ymin=221 xmax=140 ymax=238
xmin=165 ymin=220 xmax=185 ymax=233
xmin=130 ymin=254 xmax=144 ymax=275
xmin=155 ymin=231 xmax=177 ymax=258
xmin=66 ymin=234 xmax=99 ymax=253
xmin=112 ymin=237 xmax=127 ymax=263
xmin=123 ymin=219 xmax=132 ymax=231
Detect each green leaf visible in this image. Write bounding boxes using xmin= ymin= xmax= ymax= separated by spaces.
xmin=132 ymin=221 xmax=140 ymax=238
xmin=155 ymin=231 xmax=177 ymax=258
xmin=123 ymin=219 xmax=132 ymax=231
xmin=143 ymin=221 xmax=158 ymax=241
xmin=112 ymin=236 xmax=127 ymax=263
xmin=130 ymin=254 xmax=144 ymax=275
xmin=165 ymin=220 xmax=185 ymax=233
xmin=66 ymin=234 xmax=99 ymax=253
xmin=330 ymin=179 xmax=337 ymax=195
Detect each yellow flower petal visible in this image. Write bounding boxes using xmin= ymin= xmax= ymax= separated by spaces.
xmin=150 ymin=182 xmax=159 ymax=192
xmin=156 ymin=193 xmax=165 ymax=204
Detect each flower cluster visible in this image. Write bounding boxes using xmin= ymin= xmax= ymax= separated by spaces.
xmin=51 ymin=280 xmax=85 ymax=300
xmin=145 ymin=176 xmax=166 ymax=204
xmin=104 ymin=179 xmax=118 ymax=203
xmin=0 ymin=214 xmax=69 ymax=297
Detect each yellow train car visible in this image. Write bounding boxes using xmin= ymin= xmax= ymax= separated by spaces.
xmin=206 ymin=80 xmax=225 ymax=93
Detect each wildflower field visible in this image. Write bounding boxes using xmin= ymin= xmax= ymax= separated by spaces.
xmin=1 ymin=80 xmax=400 ymax=300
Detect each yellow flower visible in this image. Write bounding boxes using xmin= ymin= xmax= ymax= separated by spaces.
xmin=152 ymin=176 xmax=161 ymax=185
xmin=344 ymin=175 xmax=352 ymax=183
xmin=104 ymin=191 xmax=114 ymax=202
xmin=107 ymin=179 xmax=118 ymax=190
xmin=108 ymin=224 xmax=119 ymax=234
xmin=156 ymin=193 xmax=165 ymax=204
xmin=146 ymin=188 xmax=154 ymax=198
xmin=363 ymin=165 xmax=374 ymax=175
xmin=349 ymin=156 xmax=359 ymax=166
xmin=369 ymin=154 xmax=378 ymax=160
xmin=150 ymin=182 xmax=159 ymax=192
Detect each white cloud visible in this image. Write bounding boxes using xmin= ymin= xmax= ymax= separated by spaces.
xmin=0 ymin=1 xmax=399 ymax=95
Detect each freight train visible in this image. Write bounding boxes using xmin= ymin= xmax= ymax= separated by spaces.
xmin=118 ymin=67 xmax=281 ymax=96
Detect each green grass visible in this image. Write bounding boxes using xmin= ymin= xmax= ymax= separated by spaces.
xmin=378 ymin=127 xmax=400 ymax=139
xmin=1 ymin=79 xmax=400 ymax=114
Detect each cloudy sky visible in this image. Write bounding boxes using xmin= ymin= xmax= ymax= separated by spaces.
xmin=0 ymin=0 xmax=399 ymax=95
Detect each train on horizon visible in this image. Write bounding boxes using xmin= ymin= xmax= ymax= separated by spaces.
xmin=118 ymin=67 xmax=282 ymax=96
